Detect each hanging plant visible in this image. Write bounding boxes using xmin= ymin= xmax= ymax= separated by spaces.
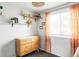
xmin=0 ymin=6 xmax=3 ymax=9
xmin=10 ymin=17 xmax=18 ymax=27
xmin=10 ymin=17 xmax=18 ymax=23
xmin=20 ymin=11 xmax=42 ymax=27
xmin=0 ymin=6 xmax=3 ymax=15
xmin=26 ymin=18 xmax=32 ymax=27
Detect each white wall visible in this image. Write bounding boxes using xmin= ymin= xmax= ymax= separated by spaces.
xmin=37 ymin=13 xmax=46 ymax=50
xmin=0 ymin=3 xmax=38 ymax=57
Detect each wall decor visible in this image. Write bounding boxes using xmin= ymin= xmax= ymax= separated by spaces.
xmin=20 ymin=11 xmax=42 ymax=21
xmin=39 ymin=26 xmax=43 ymax=29
xmin=20 ymin=11 xmax=32 ymax=19
xmin=20 ymin=11 xmax=42 ymax=27
xmin=26 ymin=19 xmax=32 ymax=27
xmin=20 ymin=11 xmax=33 ymax=27
xmin=42 ymin=22 xmax=45 ymax=26
xmin=0 ymin=6 xmax=3 ymax=15
xmin=0 ymin=6 xmax=3 ymax=9
xmin=10 ymin=17 xmax=18 ymax=27
xmin=39 ymin=22 xmax=46 ymax=30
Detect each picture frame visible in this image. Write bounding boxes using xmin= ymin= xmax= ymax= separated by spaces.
xmin=42 ymin=22 xmax=45 ymax=26
xmin=39 ymin=26 xmax=43 ymax=29
xmin=39 ymin=22 xmax=46 ymax=29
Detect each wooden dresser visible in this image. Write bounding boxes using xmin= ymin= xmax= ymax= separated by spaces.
xmin=16 ymin=36 xmax=40 ymax=57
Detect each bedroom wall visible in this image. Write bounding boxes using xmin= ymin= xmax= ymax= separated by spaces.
xmin=37 ymin=13 xmax=46 ymax=50
xmin=0 ymin=3 xmax=38 ymax=57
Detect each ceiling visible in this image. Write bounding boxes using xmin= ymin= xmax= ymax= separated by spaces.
xmin=0 ymin=2 xmax=76 ymax=13
xmin=17 ymin=2 xmax=67 ymax=12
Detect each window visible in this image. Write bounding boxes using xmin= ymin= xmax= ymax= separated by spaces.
xmin=48 ymin=8 xmax=71 ymax=38
xmin=60 ymin=10 xmax=71 ymax=36
xmin=49 ymin=13 xmax=61 ymax=35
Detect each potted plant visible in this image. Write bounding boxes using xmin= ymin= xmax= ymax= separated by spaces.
xmin=10 ymin=17 xmax=18 ymax=27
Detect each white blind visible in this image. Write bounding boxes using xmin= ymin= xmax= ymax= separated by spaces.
xmin=49 ymin=13 xmax=61 ymax=34
xmin=48 ymin=8 xmax=71 ymax=38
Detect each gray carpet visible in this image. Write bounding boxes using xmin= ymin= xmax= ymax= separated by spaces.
xmin=23 ymin=50 xmax=59 ymax=57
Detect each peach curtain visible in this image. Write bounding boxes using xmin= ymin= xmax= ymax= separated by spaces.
xmin=70 ymin=4 xmax=79 ymax=56
xmin=45 ymin=12 xmax=51 ymax=53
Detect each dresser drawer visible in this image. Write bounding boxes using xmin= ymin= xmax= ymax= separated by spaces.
xmin=20 ymin=49 xmax=31 ymax=56
xmin=31 ymin=45 xmax=39 ymax=52
xmin=20 ymin=46 xmax=31 ymax=53
xmin=20 ymin=39 xmax=32 ymax=45
xmin=32 ymin=37 xmax=40 ymax=41
xmin=32 ymin=39 xmax=40 ymax=45
xmin=20 ymin=43 xmax=32 ymax=49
